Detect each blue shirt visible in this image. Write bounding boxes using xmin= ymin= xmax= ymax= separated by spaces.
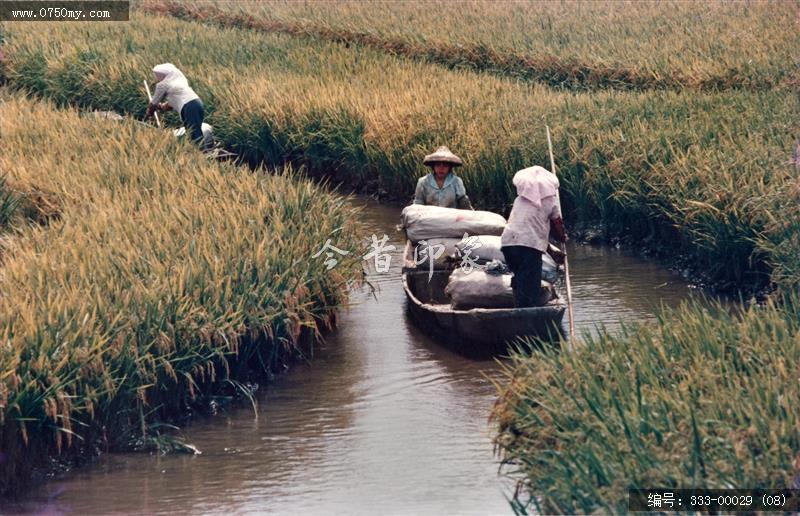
xmin=413 ymin=173 xmax=467 ymax=209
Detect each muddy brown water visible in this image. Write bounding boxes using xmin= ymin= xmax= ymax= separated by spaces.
xmin=7 ymin=200 xmax=712 ymax=516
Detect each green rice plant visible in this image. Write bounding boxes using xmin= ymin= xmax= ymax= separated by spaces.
xmin=753 ymin=172 xmax=800 ymax=292
xmin=0 ymin=175 xmax=20 ymax=230
xmin=146 ymin=0 xmax=799 ymax=92
xmin=493 ymin=292 xmax=800 ymax=513
xmin=0 ymin=95 xmax=363 ymax=495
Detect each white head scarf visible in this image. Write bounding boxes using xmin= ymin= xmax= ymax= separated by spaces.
xmin=512 ymin=166 xmax=559 ymax=207
xmin=152 ymin=63 xmax=186 ymax=82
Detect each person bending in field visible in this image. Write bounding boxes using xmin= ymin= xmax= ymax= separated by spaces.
xmin=145 ymin=63 xmax=205 ymax=146
xmin=413 ymin=146 xmax=474 ymax=210
xmin=500 ymin=166 xmax=567 ymax=307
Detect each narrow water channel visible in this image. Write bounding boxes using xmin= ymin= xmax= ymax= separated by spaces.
xmin=8 ymin=200 xmax=708 ymax=515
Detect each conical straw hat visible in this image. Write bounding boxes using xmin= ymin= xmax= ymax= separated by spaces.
xmin=423 ymin=146 xmax=463 ymax=167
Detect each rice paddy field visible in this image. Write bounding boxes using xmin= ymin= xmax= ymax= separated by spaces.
xmin=493 ymin=293 xmax=800 ymax=513
xmin=152 ymin=0 xmax=800 ymax=92
xmin=2 ymin=12 xmax=798 ymax=289
xmin=0 ymin=94 xmax=362 ymax=494
xmin=0 ymin=1 xmax=798 ymax=510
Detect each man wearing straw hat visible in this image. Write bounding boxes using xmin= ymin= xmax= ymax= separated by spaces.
xmin=413 ymin=146 xmax=474 ymax=210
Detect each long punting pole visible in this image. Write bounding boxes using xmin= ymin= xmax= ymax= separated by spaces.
xmin=546 ymin=125 xmax=575 ymax=339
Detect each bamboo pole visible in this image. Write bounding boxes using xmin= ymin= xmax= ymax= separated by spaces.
xmin=143 ymin=80 xmax=161 ymax=129
xmin=546 ymin=124 xmax=575 ymax=339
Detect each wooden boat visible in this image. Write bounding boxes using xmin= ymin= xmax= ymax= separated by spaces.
xmin=401 ymin=241 xmax=567 ymax=359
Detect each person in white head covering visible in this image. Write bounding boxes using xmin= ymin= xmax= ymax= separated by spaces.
xmin=145 ymin=63 xmax=205 ymax=145
xmin=413 ymin=146 xmax=474 ymax=210
xmin=500 ymin=166 xmax=567 ymax=307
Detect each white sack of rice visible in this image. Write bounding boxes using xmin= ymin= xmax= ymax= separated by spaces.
xmin=445 ymin=269 xmax=558 ymax=309
xmin=455 ymin=235 xmax=504 ymax=263
xmin=401 ymin=204 xmax=506 ymax=241
xmin=453 ymin=235 xmax=559 ymax=281
xmin=444 ymin=269 xmax=515 ymax=309
xmin=412 ymin=237 xmax=461 ymax=268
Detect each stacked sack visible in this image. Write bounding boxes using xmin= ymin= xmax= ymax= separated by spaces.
xmin=444 ymin=269 xmax=515 ymax=309
xmin=401 ymin=204 xmax=507 ymax=241
xmin=453 ymin=235 xmax=560 ymax=283
xmin=445 ymin=269 xmax=557 ymax=310
xmin=400 ymin=205 xmax=507 ymax=269
xmin=400 ymin=205 xmax=559 ymax=310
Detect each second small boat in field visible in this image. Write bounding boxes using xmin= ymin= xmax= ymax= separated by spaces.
xmin=401 ymin=241 xmax=566 ymax=359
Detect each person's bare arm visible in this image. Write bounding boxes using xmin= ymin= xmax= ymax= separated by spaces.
xmin=549 ymin=197 xmax=567 ymax=242
xmin=145 ymin=101 xmax=172 ymax=120
xmin=550 ymin=218 xmax=567 ymax=243
xmin=456 ymin=195 xmax=474 ymax=210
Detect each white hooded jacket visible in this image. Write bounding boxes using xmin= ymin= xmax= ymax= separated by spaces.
xmin=150 ymin=63 xmax=200 ymax=115
xmin=500 ymin=166 xmax=562 ymax=252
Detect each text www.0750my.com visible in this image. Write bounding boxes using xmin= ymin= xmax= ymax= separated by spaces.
xmin=10 ymin=8 xmax=109 ymax=20
xmin=0 ymin=2 xmax=130 ymax=21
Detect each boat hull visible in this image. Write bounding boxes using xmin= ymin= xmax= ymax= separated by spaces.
xmin=402 ymin=267 xmax=566 ymax=359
